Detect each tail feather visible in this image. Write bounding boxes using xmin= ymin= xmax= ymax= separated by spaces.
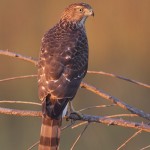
xmin=39 ymin=117 xmax=61 ymax=150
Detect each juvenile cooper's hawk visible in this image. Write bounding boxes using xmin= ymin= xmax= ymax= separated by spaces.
xmin=38 ymin=3 xmax=94 ymax=150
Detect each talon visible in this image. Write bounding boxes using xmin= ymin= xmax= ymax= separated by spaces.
xmin=68 ymin=101 xmax=83 ymax=119
xmin=70 ymin=111 xmax=83 ymax=119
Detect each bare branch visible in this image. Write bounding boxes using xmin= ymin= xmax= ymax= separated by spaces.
xmin=0 ymin=106 xmax=41 ymax=117
xmin=105 ymin=114 xmax=138 ymax=118
xmin=71 ymin=114 xmax=138 ymax=129
xmin=0 ymin=75 xmax=37 ymax=82
xmin=78 ymin=104 xmax=116 ymax=112
xmin=69 ymin=113 xmax=150 ymax=132
xmin=27 ymin=141 xmax=39 ymax=150
xmin=0 ymin=100 xmax=41 ymax=106
xmin=81 ymin=82 xmax=150 ymax=120
xmin=70 ymin=123 xmax=89 ymax=150
xmin=88 ymin=71 xmax=150 ymax=89
xmin=71 ymin=121 xmax=88 ymax=129
xmin=0 ymin=106 xmax=149 ymax=132
xmin=140 ymin=145 xmax=150 ymax=150
xmin=0 ymin=50 xmax=37 ymax=65
xmin=117 ymin=129 xmax=142 ymax=150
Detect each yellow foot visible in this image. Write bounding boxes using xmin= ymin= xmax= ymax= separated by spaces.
xmin=70 ymin=111 xmax=83 ymax=119
xmin=67 ymin=101 xmax=83 ymax=119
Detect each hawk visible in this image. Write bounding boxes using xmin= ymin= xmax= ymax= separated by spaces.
xmin=38 ymin=3 xmax=94 ymax=150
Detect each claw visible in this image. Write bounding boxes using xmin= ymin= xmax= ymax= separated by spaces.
xmin=70 ymin=111 xmax=83 ymax=119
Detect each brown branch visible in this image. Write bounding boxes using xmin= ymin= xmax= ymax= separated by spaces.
xmin=117 ymin=129 xmax=142 ymax=150
xmin=71 ymin=113 xmax=138 ymax=129
xmin=140 ymin=145 xmax=150 ymax=150
xmin=78 ymin=104 xmax=116 ymax=112
xmin=0 ymin=106 xmax=41 ymax=117
xmin=69 ymin=113 xmax=150 ymax=132
xmin=87 ymin=71 xmax=150 ymax=89
xmin=72 ymin=121 xmax=88 ymax=129
xmin=0 ymin=106 xmax=149 ymax=132
xmin=27 ymin=141 xmax=39 ymax=150
xmin=0 ymin=50 xmax=37 ymax=65
xmin=105 ymin=114 xmax=138 ymax=118
xmin=81 ymin=82 xmax=150 ymax=120
xmin=0 ymin=100 xmax=41 ymax=106
xmin=0 ymin=75 xmax=37 ymax=82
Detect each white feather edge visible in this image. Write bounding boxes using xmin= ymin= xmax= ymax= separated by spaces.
xmin=62 ymin=103 xmax=68 ymax=117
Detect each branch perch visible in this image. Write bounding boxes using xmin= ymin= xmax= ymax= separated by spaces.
xmin=69 ymin=113 xmax=150 ymax=132
xmin=0 ymin=49 xmax=37 ymax=65
xmin=0 ymin=106 xmax=149 ymax=132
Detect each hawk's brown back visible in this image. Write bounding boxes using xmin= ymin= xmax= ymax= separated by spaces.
xmin=38 ymin=21 xmax=88 ymax=105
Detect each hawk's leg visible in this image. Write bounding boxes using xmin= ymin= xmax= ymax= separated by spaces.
xmin=68 ymin=101 xmax=83 ymax=119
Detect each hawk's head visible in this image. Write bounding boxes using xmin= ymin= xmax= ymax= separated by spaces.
xmin=61 ymin=3 xmax=94 ymax=25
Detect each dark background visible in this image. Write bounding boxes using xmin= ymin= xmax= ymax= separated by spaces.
xmin=0 ymin=0 xmax=150 ymax=149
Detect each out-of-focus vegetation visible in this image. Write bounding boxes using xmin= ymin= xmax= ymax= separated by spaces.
xmin=0 ymin=1 xmax=150 ymax=150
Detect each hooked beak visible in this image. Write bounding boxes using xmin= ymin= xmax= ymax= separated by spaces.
xmin=85 ymin=9 xmax=94 ymax=17
xmin=91 ymin=10 xmax=94 ymax=17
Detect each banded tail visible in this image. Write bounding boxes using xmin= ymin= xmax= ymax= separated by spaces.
xmin=39 ymin=116 xmax=61 ymax=150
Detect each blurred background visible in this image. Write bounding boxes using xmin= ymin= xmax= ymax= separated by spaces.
xmin=0 ymin=0 xmax=150 ymax=150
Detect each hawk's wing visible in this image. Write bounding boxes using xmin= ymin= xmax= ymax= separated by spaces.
xmin=38 ymin=24 xmax=88 ymax=101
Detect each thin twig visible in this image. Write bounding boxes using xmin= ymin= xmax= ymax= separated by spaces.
xmin=0 ymin=50 xmax=37 ymax=65
xmin=81 ymin=82 xmax=150 ymax=120
xmin=0 ymin=75 xmax=37 ymax=82
xmin=27 ymin=141 xmax=39 ymax=150
xmin=140 ymin=145 xmax=150 ymax=150
xmin=105 ymin=114 xmax=138 ymax=118
xmin=70 ymin=123 xmax=89 ymax=150
xmin=0 ymin=100 xmax=41 ymax=106
xmin=78 ymin=104 xmax=116 ymax=112
xmin=87 ymin=71 xmax=150 ymax=89
xmin=0 ymin=106 xmax=41 ymax=117
xmin=117 ymin=129 xmax=142 ymax=150
xmin=72 ymin=121 xmax=88 ymax=129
